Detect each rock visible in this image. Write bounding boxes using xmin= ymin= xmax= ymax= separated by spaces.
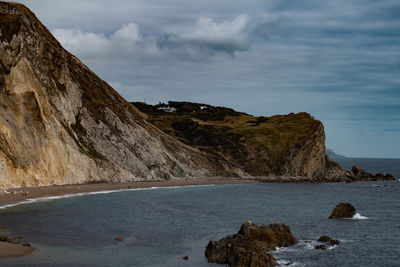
xmin=318 ymin=236 xmax=340 ymax=245
xmin=182 ymin=256 xmax=189 ymax=260
xmin=114 ymin=237 xmax=123 ymax=241
xmin=384 ymin=173 xmax=395 ymax=180
xmin=315 ymin=244 xmax=327 ymax=250
xmin=22 ymin=242 xmax=31 ymax=247
xmin=329 ymin=203 xmax=356 ymax=218
xmin=205 ymin=222 xmax=297 ymax=267
xmin=0 ymin=236 xmax=15 ymax=243
xmin=16 ymin=235 xmax=24 ymax=239
xmin=238 ymin=221 xmax=297 ymax=250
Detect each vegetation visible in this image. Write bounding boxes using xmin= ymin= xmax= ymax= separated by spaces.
xmin=132 ymin=102 xmax=323 ymax=176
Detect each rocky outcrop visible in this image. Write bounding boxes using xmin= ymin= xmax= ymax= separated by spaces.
xmin=345 ymin=166 xmax=396 ymax=181
xmin=329 ymin=203 xmax=356 ymax=219
xmin=133 ymin=102 xmax=345 ymax=179
xmin=205 ymin=222 xmax=297 ymax=266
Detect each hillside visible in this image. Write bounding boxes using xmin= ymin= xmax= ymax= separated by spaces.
xmin=133 ymin=102 xmax=343 ymax=178
xmin=0 ymin=2 xmax=349 ymax=190
xmin=0 ymin=2 xmax=238 ymax=189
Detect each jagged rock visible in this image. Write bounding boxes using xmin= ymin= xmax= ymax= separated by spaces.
xmin=22 ymin=242 xmax=31 ymax=247
xmin=329 ymin=203 xmax=356 ymax=218
xmin=318 ymin=235 xmax=340 ymax=245
xmin=205 ymin=222 xmax=297 ymax=267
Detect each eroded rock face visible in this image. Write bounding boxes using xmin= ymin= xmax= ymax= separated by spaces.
xmin=329 ymin=203 xmax=356 ymax=219
xmin=205 ymin=222 xmax=297 ymax=267
xmin=0 ymin=2 xmax=220 ymax=189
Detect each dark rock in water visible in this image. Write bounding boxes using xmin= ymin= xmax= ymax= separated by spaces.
xmin=22 ymin=242 xmax=31 ymax=247
xmin=238 ymin=221 xmax=297 ymax=250
xmin=182 ymin=256 xmax=189 ymax=260
xmin=205 ymin=221 xmax=297 ymax=267
xmin=329 ymin=203 xmax=356 ymax=218
xmin=318 ymin=235 xmax=340 ymax=245
xmin=114 ymin=237 xmax=123 ymax=241
xmin=384 ymin=173 xmax=395 ymax=180
xmin=346 ymin=166 xmax=395 ymax=181
xmin=315 ymin=244 xmax=327 ymax=250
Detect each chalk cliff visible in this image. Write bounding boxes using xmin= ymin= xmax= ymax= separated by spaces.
xmin=0 ymin=2 xmax=345 ymax=189
xmin=0 ymin=2 xmax=231 ymax=189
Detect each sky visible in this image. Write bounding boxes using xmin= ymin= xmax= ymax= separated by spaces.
xmin=13 ymin=0 xmax=400 ymax=158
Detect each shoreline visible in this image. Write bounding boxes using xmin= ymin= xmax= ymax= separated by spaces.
xmin=0 ymin=177 xmax=261 ymax=208
xmin=0 ymin=242 xmax=35 ymax=259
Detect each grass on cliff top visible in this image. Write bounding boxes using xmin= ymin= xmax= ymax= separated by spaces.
xmin=207 ymin=112 xmax=318 ymax=152
xmin=145 ymin=108 xmax=319 ymax=155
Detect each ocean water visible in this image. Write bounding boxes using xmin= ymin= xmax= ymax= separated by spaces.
xmin=0 ymin=180 xmax=399 ymax=267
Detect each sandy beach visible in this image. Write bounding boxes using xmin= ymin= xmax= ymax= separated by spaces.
xmin=0 ymin=177 xmax=260 ymax=208
xmin=0 ymin=242 xmax=35 ymax=259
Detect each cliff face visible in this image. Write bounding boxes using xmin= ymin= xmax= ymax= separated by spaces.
xmin=0 ymin=2 xmax=226 ymax=189
xmin=0 ymin=2 xmax=343 ymax=189
xmin=133 ymin=102 xmax=344 ymax=179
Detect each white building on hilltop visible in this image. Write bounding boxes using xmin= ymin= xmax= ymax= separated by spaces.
xmin=157 ymin=106 xmax=177 ymax=112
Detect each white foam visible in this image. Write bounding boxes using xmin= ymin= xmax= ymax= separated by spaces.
xmin=277 ymin=260 xmax=301 ymax=266
xmin=352 ymin=213 xmax=368 ymax=220
xmin=0 ymin=184 xmax=215 ymax=210
xmin=327 ymin=245 xmax=338 ymax=250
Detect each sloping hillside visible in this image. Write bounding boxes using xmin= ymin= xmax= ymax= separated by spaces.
xmin=0 ymin=2 xmax=232 ymax=189
xmin=133 ymin=102 xmax=343 ymax=178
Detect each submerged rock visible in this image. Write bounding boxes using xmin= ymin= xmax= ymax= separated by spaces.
xmin=329 ymin=203 xmax=356 ymax=218
xmin=318 ymin=235 xmax=340 ymax=245
xmin=205 ymin=221 xmax=297 ymax=267
xmin=315 ymin=244 xmax=327 ymax=250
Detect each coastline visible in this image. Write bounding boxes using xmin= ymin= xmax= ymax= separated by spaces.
xmin=0 ymin=242 xmax=35 ymax=259
xmin=0 ymin=177 xmax=260 ymax=208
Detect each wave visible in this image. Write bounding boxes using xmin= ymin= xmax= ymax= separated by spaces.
xmin=0 ymin=184 xmax=215 ymax=210
xmin=352 ymin=213 xmax=368 ymax=220
xmin=277 ymin=260 xmax=302 ymax=266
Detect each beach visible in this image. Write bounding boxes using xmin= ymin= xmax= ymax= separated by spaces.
xmin=0 ymin=177 xmax=260 ymax=208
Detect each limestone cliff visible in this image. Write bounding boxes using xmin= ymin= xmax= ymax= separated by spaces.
xmin=0 ymin=2 xmax=231 ymax=189
xmin=0 ymin=2 xmax=344 ymax=189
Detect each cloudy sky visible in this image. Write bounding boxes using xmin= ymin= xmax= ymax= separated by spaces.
xmin=16 ymin=0 xmax=400 ymax=158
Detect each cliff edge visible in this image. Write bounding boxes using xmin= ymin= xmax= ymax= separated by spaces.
xmin=0 ymin=2 xmax=230 ymax=189
xmin=0 ymin=2 xmax=344 ymax=189
xmin=133 ymin=102 xmax=344 ymax=179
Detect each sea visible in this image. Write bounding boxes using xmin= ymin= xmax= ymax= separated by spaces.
xmin=0 ymin=158 xmax=399 ymax=267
